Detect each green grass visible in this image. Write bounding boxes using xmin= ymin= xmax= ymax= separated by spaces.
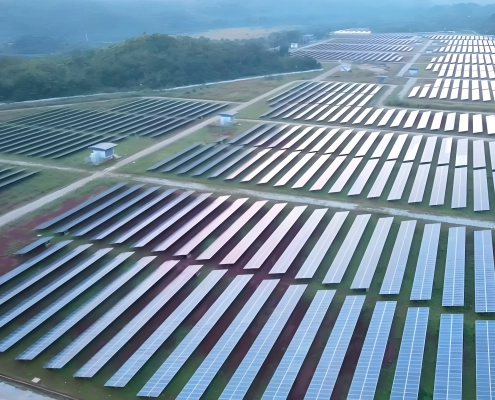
xmin=163 ymin=71 xmax=326 ymax=103
xmin=0 ymin=168 xmax=88 ymax=217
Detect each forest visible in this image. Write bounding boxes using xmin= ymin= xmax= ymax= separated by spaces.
xmin=0 ymin=34 xmax=320 ymax=102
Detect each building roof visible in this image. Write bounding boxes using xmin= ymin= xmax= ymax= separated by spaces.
xmin=218 ymin=112 xmax=238 ymax=117
xmin=88 ymin=142 xmax=117 ymax=151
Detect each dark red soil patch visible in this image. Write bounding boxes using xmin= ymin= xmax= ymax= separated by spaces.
xmin=0 ymin=186 xmax=108 ymax=277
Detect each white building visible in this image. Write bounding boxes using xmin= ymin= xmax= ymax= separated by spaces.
xmin=86 ymin=142 xmax=118 ymax=165
xmin=218 ymin=112 xmax=237 ymax=126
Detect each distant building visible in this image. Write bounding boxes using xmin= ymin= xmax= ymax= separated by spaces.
xmin=302 ymin=34 xmax=315 ymax=45
xmin=218 ymin=112 xmax=237 ymax=126
xmin=341 ymin=64 xmax=352 ymax=72
xmin=290 ymin=43 xmax=299 ymax=49
xmin=86 ymin=142 xmax=118 ymax=165
xmin=408 ymin=67 xmax=419 ymax=76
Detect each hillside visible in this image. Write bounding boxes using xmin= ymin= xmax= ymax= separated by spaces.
xmin=0 ymin=34 xmax=320 ymax=102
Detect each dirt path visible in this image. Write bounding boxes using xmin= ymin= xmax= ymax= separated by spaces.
xmin=120 ymin=174 xmax=495 ymax=229
xmin=397 ymin=39 xmax=432 ymax=77
xmin=0 ymin=159 xmax=88 ymax=174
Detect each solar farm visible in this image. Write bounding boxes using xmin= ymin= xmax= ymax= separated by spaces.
xmin=0 ymin=31 xmax=495 ymax=400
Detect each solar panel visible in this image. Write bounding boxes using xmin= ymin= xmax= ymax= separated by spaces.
xmin=368 ymin=160 xmax=396 ymax=199
xmin=152 ymin=195 xmax=230 ymax=252
xmin=347 ymin=301 xmax=396 ymax=400
xmin=403 ymin=110 xmax=419 ymax=129
xmin=225 ymin=149 xmax=271 ymax=180
xmin=209 ymin=147 xmax=257 ymax=178
xmin=92 ymin=189 xmax=176 ymax=241
xmin=475 ymin=230 xmax=495 ymax=313
xmin=473 ymin=169 xmax=490 ymax=212
xmin=351 ymin=217 xmax=393 ymax=289
xmin=325 ymin=129 xmax=353 ymax=154
xmin=403 ymin=136 xmax=422 ymax=162
xmin=292 ymin=154 xmax=330 ymax=189
xmin=133 ymin=192 xmax=211 ymax=248
xmin=175 ymin=279 xmax=279 ymax=399
xmin=0 ymin=240 xmax=71 ymax=287
xmin=15 ymin=236 xmax=53 ymax=255
xmin=451 ymin=167 xmax=467 ymax=209
xmin=0 ymin=252 xmax=133 ymax=352
xmin=323 ymin=214 xmax=371 ymax=284
xmin=380 ymin=220 xmax=417 ymax=295
xmin=274 ymin=153 xmax=315 ymax=187
xmin=136 ymin=274 xmax=253 ymax=396
xmin=433 ymin=314 xmax=463 ymax=400
xmin=473 ymin=140 xmax=487 ymax=169
xmin=111 ymin=190 xmax=194 ymax=244
xmin=455 ymin=138 xmax=469 ymax=167
xmin=408 ymin=163 xmax=431 ymax=204
xmin=430 ymin=165 xmax=449 ymax=206
xmin=270 ymin=209 xmax=327 ymax=274
xmin=297 ymin=128 xmax=326 ymax=151
xmin=355 ymin=131 xmax=380 ymax=157
xmin=310 ymin=156 xmax=347 ymax=191
xmin=36 ymin=183 xmax=127 ymax=229
xmin=177 ymin=144 xmax=230 ymax=174
xmin=100 ymin=268 xmax=226 ymax=387
xmin=161 ymin=143 xmax=218 ymax=172
xmin=241 ymin=149 xmax=286 ymax=182
xmin=17 ymin=256 xmax=156 ymax=361
xmin=196 ymin=200 xmax=267 ymax=260
xmin=258 ymin=151 xmax=300 ymax=184
xmin=390 ymin=307 xmax=429 ymax=400
xmin=377 ymin=109 xmax=395 ymax=127
xmin=0 ymin=247 xmax=110 ymax=329
xmin=390 ymin=109 xmax=407 ymax=128
xmin=329 ymin=157 xmax=363 ymax=193
xmin=220 ymin=203 xmax=286 ymax=264
xmin=244 ymin=206 xmax=306 ymax=270
xmin=304 ymin=296 xmax=365 ymax=400
xmin=348 ymin=159 xmax=379 ymax=196
xmin=410 ymin=223 xmax=441 ymax=300
xmin=388 ymin=162 xmax=413 ymax=201
xmin=490 ymin=141 xmax=495 ymax=170
xmin=476 ymin=320 xmax=495 ymax=398
xmin=0 ymin=243 xmax=91 ymax=308
xmin=310 ymin=129 xmax=340 ymax=152
xmin=174 ymin=198 xmax=247 ymax=256
xmin=74 ymin=187 xmax=160 ymax=236
xmin=282 ymin=127 xmax=313 ymax=148
xmin=295 ymin=211 xmax=349 ymax=279
xmin=442 ymin=226 xmax=465 ymax=307
xmin=340 ymin=131 xmax=366 ymax=155
xmin=254 ymin=124 xmax=289 ymax=146
xmin=214 ymin=284 xmax=311 ymax=400
xmin=431 ymin=113 xmax=444 ymax=131
xmin=43 ymin=261 xmax=180 ymax=368
xmin=238 ymin=125 xmax=278 ymax=145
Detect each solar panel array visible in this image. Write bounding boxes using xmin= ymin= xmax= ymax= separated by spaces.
xmin=348 ymin=301 xmax=396 ymax=400
xmin=434 ymin=314 xmax=463 ymax=400
xmin=304 ymin=296 xmax=365 ymax=399
xmin=149 ymin=123 xmax=495 ymax=212
xmin=476 ymin=320 xmax=495 ymax=399
xmin=442 ymin=227 xmax=466 ymax=307
xmin=474 ymin=230 xmax=495 ymax=313
xmin=390 ymin=307 xmax=429 ymax=400
xmin=0 ymin=98 xmax=227 ymax=159
xmin=409 ymin=79 xmax=495 ymax=102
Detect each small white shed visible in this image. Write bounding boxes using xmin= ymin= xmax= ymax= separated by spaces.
xmin=86 ymin=142 xmax=118 ymax=165
xmin=218 ymin=112 xmax=237 ymax=126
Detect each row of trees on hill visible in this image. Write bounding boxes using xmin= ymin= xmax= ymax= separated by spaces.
xmin=0 ymin=34 xmax=320 ymax=102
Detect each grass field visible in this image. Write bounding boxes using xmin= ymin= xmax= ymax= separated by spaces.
xmin=326 ymin=63 xmax=408 ymax=85
xmin=187 ymin=26 xmax=298 ymax=40
xmin=0 ymin=168 xmax=89 ymax=217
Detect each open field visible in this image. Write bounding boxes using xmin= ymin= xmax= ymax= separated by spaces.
xmin=186 ymin=26 xmax=298 ymax=40
xmin=164 ymin=72 xmax=331 ymax=103
xmin=326 ymin=63 xmax=408 ymax=85
xmin=0 ymin=168 xmax=88 ymax=218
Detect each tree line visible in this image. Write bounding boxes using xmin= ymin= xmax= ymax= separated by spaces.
xmin=0 ymin=34 xmax=320 ymax=102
